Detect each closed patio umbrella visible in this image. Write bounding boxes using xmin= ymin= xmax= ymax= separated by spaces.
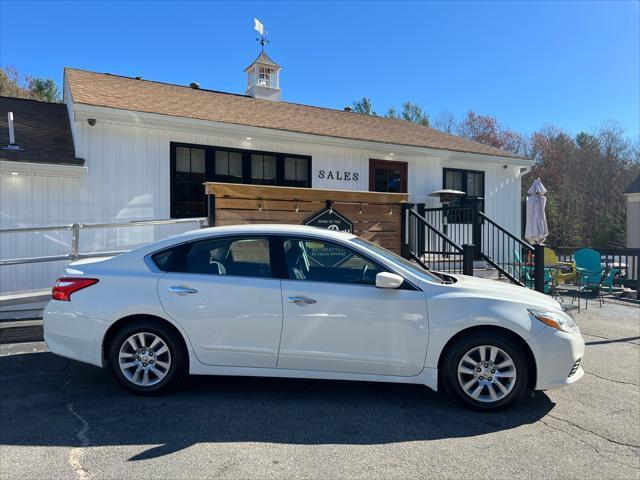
xmin=525 ymin=178 xmax=548 ymax=244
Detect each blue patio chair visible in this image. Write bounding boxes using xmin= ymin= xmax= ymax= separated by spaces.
xmin=577 ymin=266 xmax=611 ymax=309
xmin=574 ymin=248 xmax=618 ymax=293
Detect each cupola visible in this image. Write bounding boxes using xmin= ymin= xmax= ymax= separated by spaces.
xmin=245 ymin=18 xmax=281 ymax=101
xmin=245 ymin=51 xmax=281 ymax=101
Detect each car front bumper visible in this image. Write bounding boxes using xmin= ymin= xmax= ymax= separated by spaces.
xmin=528 ymin=326 xmax=585 ymax=390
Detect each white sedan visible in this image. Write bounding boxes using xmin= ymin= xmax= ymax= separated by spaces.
xmin=44 ymin=225 xmax=584 ymax=410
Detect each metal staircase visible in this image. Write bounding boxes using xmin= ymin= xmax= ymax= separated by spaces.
xmin=402 ymin=203 xmax=546 ymax=292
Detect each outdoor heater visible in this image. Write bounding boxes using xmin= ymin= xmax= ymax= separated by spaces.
xmin=429 ymin=189 xmax=466 ymax=238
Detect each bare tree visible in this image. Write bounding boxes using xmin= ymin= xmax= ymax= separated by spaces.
xmin=529 ymin=122 xmax=639 ymax=248
xmin=432 ymin=110 xmax=457 ymax=133
xmin=0 ymin=66 xmax=62 ymax=102
xmin=457 ymin=111 xmax=528 ymax=155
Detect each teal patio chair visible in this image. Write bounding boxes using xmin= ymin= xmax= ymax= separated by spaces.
xmin=576 ymin=266 xmax=611 ymax=309
xmin=574 ymin=248 xmax=618 ymax=293
xmin=513 ymin=249 xmax=553 ymax=294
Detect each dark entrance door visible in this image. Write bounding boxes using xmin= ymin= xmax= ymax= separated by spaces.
xmin=369 ymin=159 xmax=408 ymax=193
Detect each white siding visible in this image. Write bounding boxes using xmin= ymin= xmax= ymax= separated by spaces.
xmin=627 ymin=194 xmax=640 ymax=249
xmin=1 ymin=115 xmax=525 ymax=293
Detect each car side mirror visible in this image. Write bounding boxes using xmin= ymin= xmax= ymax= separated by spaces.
xmin=375 ymin=272 xmax=404 ymax=289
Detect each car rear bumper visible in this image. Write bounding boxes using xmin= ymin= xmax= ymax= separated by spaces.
xmin=43 ymin=300 xmax=107 ymax=367
xmin=529 ymin=326 xmax=585 ymax=390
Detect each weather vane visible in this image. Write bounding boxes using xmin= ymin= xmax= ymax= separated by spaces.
xmin=254 ymin=18 xmax=268 ymax=51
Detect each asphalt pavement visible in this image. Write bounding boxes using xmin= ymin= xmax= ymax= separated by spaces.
xmin=0 ymin=301 xmax=638 ymax=479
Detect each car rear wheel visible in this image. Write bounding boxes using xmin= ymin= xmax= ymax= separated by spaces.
xmin=441 ymin=332 xmax=529 ymax=410
xmin=109 ymin=321 xmax=186 ymax=394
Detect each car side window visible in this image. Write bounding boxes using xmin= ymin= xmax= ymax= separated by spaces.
xmin=282 ymin=237 xmax=383 ymax=285
xmin=151 ymin=247 xmax=179 ymax=271
xmin=171 ymin=237 xmax=271 ymax=278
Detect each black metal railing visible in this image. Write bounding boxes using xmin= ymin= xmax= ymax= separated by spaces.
xmin=402 ymin=203 xmax=547 ymax=292
xmin=422 ymin=205 xmax=474 ymax=249
xmin=478 ymin=212 xmax=540 ymax=288
xmin=554 ymin=247 xmax=639 ymax=292
xmin=404 ymin=207 xmax=472 ymax=275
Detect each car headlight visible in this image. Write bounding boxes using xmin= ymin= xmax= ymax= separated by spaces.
xmin=528 ymin=308 xmax=578 ymax=334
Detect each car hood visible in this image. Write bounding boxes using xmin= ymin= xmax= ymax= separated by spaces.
xmin=445 ymin=274 xmax=562 ymax=310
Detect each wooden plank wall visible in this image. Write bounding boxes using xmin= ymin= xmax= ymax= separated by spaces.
xmin=205 ymin=183 xmax=409 ymax=253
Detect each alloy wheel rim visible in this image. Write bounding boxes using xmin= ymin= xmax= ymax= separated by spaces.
xmin=118 ymin=332 xmax=171 ymax=387
xmin=457 ymin=345 xmax=517 ymax=403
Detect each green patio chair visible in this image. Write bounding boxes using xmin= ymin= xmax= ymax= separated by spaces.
xmin=574 ymin=248 xmax=618 ymax=293
xmin=513 ymin=249 xmax=553 ymax=293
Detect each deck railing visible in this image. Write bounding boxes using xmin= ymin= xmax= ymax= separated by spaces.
xmin=553 ymin=247 xmax=639 ymax=290
xmin=402 ymin=205 xmax=474 ymax=276
xmin=0 ymin=218 xmax=207 ymax=266
xmin=403 ymin=203 xmax=546 ymax=292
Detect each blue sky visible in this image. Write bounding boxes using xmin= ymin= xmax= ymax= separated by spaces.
xmin=1 ymin=1 xmax=638 ymax=138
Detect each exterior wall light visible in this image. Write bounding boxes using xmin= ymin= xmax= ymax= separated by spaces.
xmin=245 ymin=137 xmax=252 ymax=141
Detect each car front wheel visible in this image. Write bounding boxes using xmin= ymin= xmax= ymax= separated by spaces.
xmin=442 ymin=332 xmax=529 ymax=410
xmin=109 ymin=321 xmax=186 ymax=394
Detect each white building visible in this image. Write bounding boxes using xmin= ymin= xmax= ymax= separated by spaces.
xmin=626 ymin=175 xmax=640 ymax=248
xmin=0 ymin=50 xmax=533 ymax=293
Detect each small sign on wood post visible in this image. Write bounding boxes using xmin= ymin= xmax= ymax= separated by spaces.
xmin=305 ymin=207 xmax=353 ymax=234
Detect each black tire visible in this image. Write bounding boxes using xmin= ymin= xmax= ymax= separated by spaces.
xmin=108 ymin=319 xmax=187 ymax=395
xmin=441 ymin=331 xmax=529 ymax=411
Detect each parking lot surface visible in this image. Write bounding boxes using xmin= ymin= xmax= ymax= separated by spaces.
xmin=1 ymin=301 xmax=638 ymax=479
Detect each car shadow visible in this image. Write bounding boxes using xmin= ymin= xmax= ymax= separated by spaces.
xmin=0 ymin=352 xmax=555 ymax=461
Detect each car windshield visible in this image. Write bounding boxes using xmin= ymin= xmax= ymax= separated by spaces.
xmin=351 ymin=238 xmax=443 ymax=283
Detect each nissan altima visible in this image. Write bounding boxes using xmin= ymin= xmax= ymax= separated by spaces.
xmin=44 ymin=225 xmax=584 ymax=410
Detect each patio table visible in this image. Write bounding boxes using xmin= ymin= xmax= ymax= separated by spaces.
xmin=545 ymin=262 xmax=573 ymax=271
xmin=545 ymin=263 xmax=580 ymax=309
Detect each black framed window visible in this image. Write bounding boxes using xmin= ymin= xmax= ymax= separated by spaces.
xmin=170 ymin=142 xmax=311 ymax=218
xmin=250 ymin=153 xmax=277 ymax=185
xmin=214 ymin=150 xmax=243 ymax=183
xmin=443 ymin=168 xmax=484 ymax=209
xmin=283 ymin=156 xmax=310 ymax=187
xmin=172 ymin=146 xmax=207 ymax=218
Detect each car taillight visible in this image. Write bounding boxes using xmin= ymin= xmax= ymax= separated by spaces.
xmin=52 ymin=277 xmax=99 ymax=301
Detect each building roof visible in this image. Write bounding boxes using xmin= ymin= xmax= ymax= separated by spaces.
xmin=65 ymin=68 xmax=525 ymax=160
xmin=0 ymin=96 xmax=84 ymax=166
xmin=627 ymin=174 xmax=640 ymax=194
xmin=244 ymin=51 xmax=281 ymax=70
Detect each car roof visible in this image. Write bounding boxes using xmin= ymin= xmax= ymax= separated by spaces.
xmin=178 ymin=224 xmax=357 ymax=242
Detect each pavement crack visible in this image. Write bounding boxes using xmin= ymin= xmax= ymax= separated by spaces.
xmin=584 ymin=371 xmax=640 ymax=387
xmin=539 ymin=418 xmax=640 ymax=470
xmin=63 ymin=378 xmax=91 ymax=480
xmin=546 ymin=413 xmax=640 ymax=451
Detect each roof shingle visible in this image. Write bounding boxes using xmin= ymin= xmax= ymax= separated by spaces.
xmin=65 ymin=68 xmax=525 ymax=160
xmin=0 ymin=97 xmax=84 ymax=166
xmin=627 ymin=174 xmax=640 ymax=194
xmin=245 ymin=51 xmax=280 ymax=70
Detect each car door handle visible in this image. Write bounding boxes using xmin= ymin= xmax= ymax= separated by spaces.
xmin=286 ymin=296 xmax=317 ymax=305
xmin=168 ymin=286 xmax=198 ymax=295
